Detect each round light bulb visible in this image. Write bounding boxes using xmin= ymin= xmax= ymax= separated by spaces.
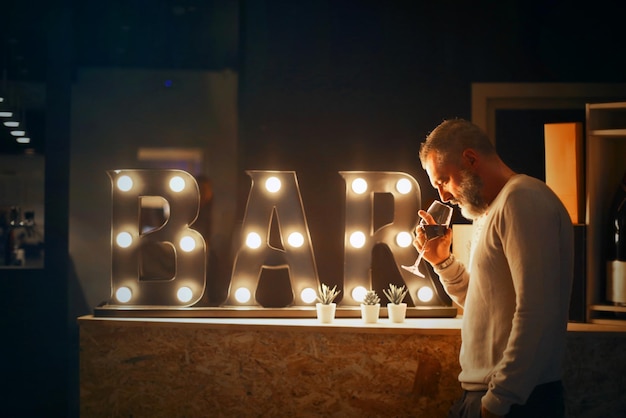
xmin=396 ymin=178 xmax=412 ymax=194
xmin=117 ymin=175 xmax=133 ymax=192
xmin=169 ymin=176 xmax=185 ymax=192
xmin=396 ymin=231 xmax=414 ymax=248
xmin=417 ymin=286 xmax=434 ymax=302
xmin=180 ymin=236 xmax=196 ymax=252
xmin=287 ymin=232 xmax=305 ymax=248
xmin=177 ymin=286 xmax=193 ymax=303
xmin=265 ymin=177 xmax=282 ymax=193
xmin=116 ymin=232 xmax=133 ymax=248
xmin=349 ymin=231 xmax=366 ymax=248
xmin=300 ymin=287 xmax=317 ymax=304
xmin=115 ymin=287 xmax=132 ymax=303
xmin=246 ymin=232 xmax=262 ymax=249
xmin=351 ymin=178 xmax=368 ymax=194
xmin=351 ymin=286 xmax=367 ymax=303
xmin=235 ymin=287 xmax=251 ymax=303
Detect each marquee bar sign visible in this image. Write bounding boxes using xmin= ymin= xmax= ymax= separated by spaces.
xmin=95 ymin=169 xmax=456 ymax=318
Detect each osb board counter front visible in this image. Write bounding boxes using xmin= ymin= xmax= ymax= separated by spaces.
xmin=79 ymin=316 xmax=626 ymax=417
xmin=79 ymin=315 xmax=463 ymax=417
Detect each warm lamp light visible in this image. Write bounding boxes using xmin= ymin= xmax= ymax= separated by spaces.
xmin=351 ymin=178 xmax=368 ymax=194
xmin=169 ymin=176 xmax=185 ymax=192
xmin=116 ymin=232 xmax=133 ymax=248
xmin=417 ymin=286 xmax=434 ymax=302
xmin=300 ymin=287 xmax=317 ymax=303
xmin=116 ymin=287 xmax=132 ymax=303
xmin=117 ymin=175 xmax=133 ymax=192
xmin=265 ymin=176 xmax=281 ymax=193
xmin=287 ymin=232 xmax=304 ymax=248
xmin=396 ymin=231 xmax=414 ymax=247
xmin=177 ymin=287 xmax=193 ymax=303
xmin=349 ymin=231 xmax=366 ymax=248
xmin=179 ymin=236 xmax=196 ymax=252
xmin=396 ymin=178 xmax=412 ymax=194
xmin=246 ymin=232 xmax=262 ymax=249
xmin=351 ymin=286 xmax=367 ymax=303
xmin=235 ymin=287 xmax=252 ymax=303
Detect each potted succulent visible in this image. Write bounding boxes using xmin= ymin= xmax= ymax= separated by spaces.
xmin=316 ymin=283 xmax=341 ymax=323
xmin=383 ymin=283 xmax=408 ymax=323
xmin=360 ymin=290 xmax=381 ymax=323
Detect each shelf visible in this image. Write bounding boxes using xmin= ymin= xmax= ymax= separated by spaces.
xmin=585 ymin=102 xmax=626 ymax=322
xmin=590 ymin=304 xmax=626 ymax=313
xmin=589 ymin=129 xmax=626 ymax=137
xmin=587 ymin=102 xmax=626 ymax=110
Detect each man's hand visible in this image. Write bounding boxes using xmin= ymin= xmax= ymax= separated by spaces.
xmin=415 ymin=209 xmax=452 ymax=265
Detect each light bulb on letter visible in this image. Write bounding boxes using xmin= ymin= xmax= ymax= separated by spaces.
xmin=246 ymin=232 xmax=262 ymax=249
xmin=117 ymin=175 xmax=133 ymax=192
xmin=287 ymin=232 xmax=304 ymax=248
xmin=169 ymin=176 xmax=185 ymax=192
xmin=300 ymin=287 xmax=317 ymax=304
xmin=396 ymin=231 xmax=414 ymax=248
xmin=349 ymin=231 xmax=366 ymax=248
xmin=265 ymin=176 xmax=281 ymax=193
xmin=115 ymin=287 xmax=132 ymax=303
xmin=396 ymin=178 xmax=412 ymax=194
xmin=417 ymin=286 xmax=434 ymax=302
xmin=351 ymin=178 xmax=368 ymax=194
xmin=351 ymin=286 xmax=367 ymax=303
xmin=116 ymin=232 xmax=133 ymax=248
xmin=235 ymin=287 xmax=251 ymax=303
xmin=180 ymin=236 xmax=196 ymax=252
xmin=177 ymin=286 xmax=193 ymax=303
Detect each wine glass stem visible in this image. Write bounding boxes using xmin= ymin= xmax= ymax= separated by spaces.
xmin=413 ymin=247 xmax=425 ymax=268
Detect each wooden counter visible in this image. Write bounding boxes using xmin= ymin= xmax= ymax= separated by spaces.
xmin=79 ymin=316 xmax=626 ymax=417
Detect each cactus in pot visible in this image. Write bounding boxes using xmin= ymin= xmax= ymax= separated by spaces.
xmin=362 ymin=290 xmax=380 ymax=305
xmin=316 ymin=283 xmax=340 ymax=305
xmin=360 ymin=289 xmax=380 ymax=323
xmin=383 ymin=283 xmax=408 ymax=323
xmin=316 ymin=284 xmax=340 ymax=323
xmin=383 ymin=283 xmax=408 ymax=305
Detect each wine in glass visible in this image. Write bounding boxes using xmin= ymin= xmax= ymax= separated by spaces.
xmin=401 ymin=200 xmax=454 ymax=277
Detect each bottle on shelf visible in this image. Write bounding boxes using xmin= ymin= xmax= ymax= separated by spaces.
xmin=607 ymin=170 xmax=626 ymax=305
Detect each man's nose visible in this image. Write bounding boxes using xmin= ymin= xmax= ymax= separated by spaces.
xmin=436 ymin=186 xmax=453 ymax=203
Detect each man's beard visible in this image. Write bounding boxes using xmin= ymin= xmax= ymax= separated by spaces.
xmin=451 ymin=168 xmax=488 ymax=220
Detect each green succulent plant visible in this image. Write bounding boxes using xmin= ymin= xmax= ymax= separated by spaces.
xmin=362 ymin=290 xmax=380 ymax=305
xmin=316 ymin=283 xmax=341 ymax=305
xmin=383 ymin=283 xmax=408 ymax=305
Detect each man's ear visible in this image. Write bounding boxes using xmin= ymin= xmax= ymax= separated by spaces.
xmin=462 ymin=149 xmax=479 ymax=167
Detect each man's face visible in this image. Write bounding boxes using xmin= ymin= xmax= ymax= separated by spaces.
xmin=424 ymin=152 xmax=488 ymax=220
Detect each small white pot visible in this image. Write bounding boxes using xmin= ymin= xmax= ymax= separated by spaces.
xmin=360 ymin=303 xmax=380 ymax=323
xmin=387 ymin=302 xmax=407 ymax=323
xmin=316 ymin=303 xmax=336 ymax=323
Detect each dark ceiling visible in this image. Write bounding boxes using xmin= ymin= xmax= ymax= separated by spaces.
xmin=0 ymin=0 xmax=239 ymax=155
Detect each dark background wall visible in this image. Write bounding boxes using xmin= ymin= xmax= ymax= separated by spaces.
xmin=3 ymin=1 xmax=626 ymax=416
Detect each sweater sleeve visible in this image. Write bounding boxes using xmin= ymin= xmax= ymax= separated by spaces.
xmin=435 ymin=259 xmax=469 ymax=307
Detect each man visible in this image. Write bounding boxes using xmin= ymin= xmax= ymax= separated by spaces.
xmin=416 ymin=119 xmax=574 ymax=417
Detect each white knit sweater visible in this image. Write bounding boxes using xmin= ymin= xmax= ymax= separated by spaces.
xmin=435 ymin=174 xmax=574 ymax=416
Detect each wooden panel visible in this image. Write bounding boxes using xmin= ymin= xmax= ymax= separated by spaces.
xmin=544 ymin=122 xmax=584 ymax=224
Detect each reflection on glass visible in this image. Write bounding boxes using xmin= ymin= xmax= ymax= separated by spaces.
xmin=0 ymin=154 xmax=45 ymax=268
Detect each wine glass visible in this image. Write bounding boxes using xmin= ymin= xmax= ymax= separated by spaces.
xmin=401 ymin=200 xmax=454 ymax=277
